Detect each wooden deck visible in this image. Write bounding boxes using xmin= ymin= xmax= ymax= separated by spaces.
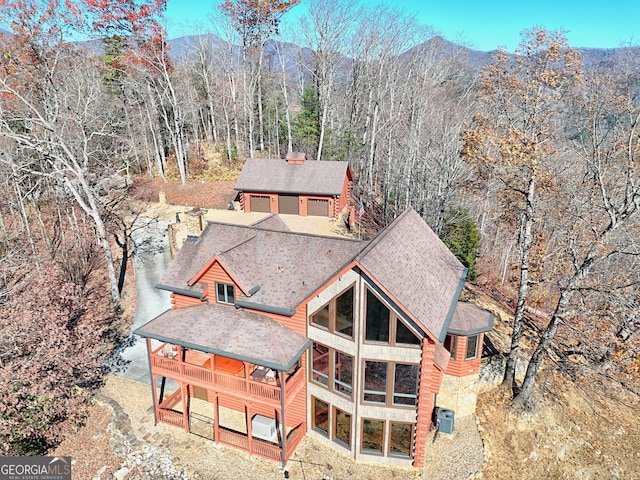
xmin=149 ymin=341 xmax=307 ymax=464
xmin=150 ymin=343 xmax=304 ymax=408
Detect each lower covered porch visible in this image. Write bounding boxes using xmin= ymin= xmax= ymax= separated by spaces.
xmin=154 ymin=383 xmax=305 ymax=463
xmin=134 ymin=303 xmax=311 ymax=466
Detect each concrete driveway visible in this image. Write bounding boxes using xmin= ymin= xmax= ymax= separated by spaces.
xmin=109 ymin=217 xmax=172 ymax=384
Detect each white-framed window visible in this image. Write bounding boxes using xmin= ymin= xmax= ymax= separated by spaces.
xmin=216 ymin=283 xmax=235 ymax=305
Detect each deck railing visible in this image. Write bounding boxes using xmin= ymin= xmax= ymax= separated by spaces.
xmin=285 ymin=426 xmax=305 ymax=460
xmin=285 ymin=367 xmax=304 ymax=398
xmin=253 ymin=439 xmax=282 ymax=461
xmin=152 ymin=355 xmax=180 ymax=375
xmin=183 ymin=363 xmax=213 ymax=384
xmin=157 ymin=408 xmax=185 ymax=428
xmin=150 ymin=349 xmax=302 ymax=406
xmin=219 ymin=428 xmax=249 ymax=450
xmin=249 ymin=381 xmax=280 ymax=402
xmin=218 ymin=427 xmax=283 ymax=462
xmin=158 ymin=388 xmax=182 ymax=409
xmin=157 ymin=390 xmax=185 ymax=428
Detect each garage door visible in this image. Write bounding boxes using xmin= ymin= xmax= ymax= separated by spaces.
xmin=250 ymin=195 xmax=270 ymax=213
xmin=278 ymin=195 xmax=299 ymax=214
xmin=308 ymin=198 xmax=329 ymax=216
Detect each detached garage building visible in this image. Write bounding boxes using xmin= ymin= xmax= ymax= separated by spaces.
xmin=235 ymin=153 xmax=352 ymax=218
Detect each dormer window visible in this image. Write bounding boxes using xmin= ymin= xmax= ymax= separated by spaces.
xmin=216 ymin=283 xmax=235 ymax=305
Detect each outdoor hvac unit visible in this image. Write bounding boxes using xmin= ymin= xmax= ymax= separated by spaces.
xmin=436 ymin=408 xmax=455 ymax=434
xmin=251 ymin=415 xmax=277 ymax=442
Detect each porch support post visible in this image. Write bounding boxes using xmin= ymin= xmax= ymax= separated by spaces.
xmin=213 ymin=394 xmax=219 ymax=443
xmin=209 ymin=353 xmax=216 ymax=386
xmin=279 ymin=370 xmax=286 ymax=468
xmin=246 ymin=404 xmax=253 ymax=455
xmin=146 ymin=338 xmax=158 ymax=425
xmin=244 ymin=361 xmax=250 ymax=395
xmin=178 ymin=346 xmax=185 ymax=377
xmin=159 ymin=377 xmax=166 ymax=403
xmin=181 ymin=383 xmax=189 ymax=432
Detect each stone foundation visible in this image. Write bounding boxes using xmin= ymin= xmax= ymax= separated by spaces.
xmin=435 ymin=373 xmax=480 ymax=418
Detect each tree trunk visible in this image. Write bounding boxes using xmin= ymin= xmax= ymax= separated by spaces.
xmin=504 ymin=174 xmax=536 ymax=388
xmin=317 ymin=101 xmax=328 ymax=161
xmin=514 ymin=288 xmax=572 ymax=405
xmin=64 ymin=174 xmax=121 ymax=304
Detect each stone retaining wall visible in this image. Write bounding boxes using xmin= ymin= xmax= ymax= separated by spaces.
xmin=94 ymin=395 xmax=196 ymax=480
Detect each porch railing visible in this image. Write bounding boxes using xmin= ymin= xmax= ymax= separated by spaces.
xmin=153 ymin=355 xmax=180 ymax=375
xmin=285 ymin=426 xmax=305 ymax=460
xmin=253 ymin=439 xmax=282 ymax=461
xmin=218 ymin=427 xmax=283 ymax=462
xmin=150 ymin=350 xmax=302 ymax=406
xmin=157 ymin=408 xmax=185 ymax=428
xmin=157 ymin=389 xmax=185 ymax=428
xmin=184 ymin=363 xmax=213 ymax=384
xmin=219 ymin=428 xmax=249 ymax=450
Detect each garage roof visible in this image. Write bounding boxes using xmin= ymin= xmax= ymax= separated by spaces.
xmin=235 ymin=158 xmax=350 ymax=196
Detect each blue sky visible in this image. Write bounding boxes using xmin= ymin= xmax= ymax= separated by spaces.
xmin=165 ymin=0 xmax=639 ymax=52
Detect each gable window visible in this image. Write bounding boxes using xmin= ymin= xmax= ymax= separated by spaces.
xmin=311 ymin=343 xmax=353 ymax=398
xmin=335 ymin=287 xmax=354 ymax=337
xmin=310 ymin=285 xmax=354 ymax=339
xmin=396 ymin=320 xmax=421 ymax=345
xmin=216 ymin=283 xmax=235 ymax=305
xmin=363 ymin=361 xmax=419 ymax=408
xmin=465 ymin=334 xmax=479 ymax=360
xmin=365 ymin=288 xmax=421 ymax=346
xmin=365 ymin=290 xmax=389 ymax=342
xmin=311 ymin=304 xmax=330 ymax=329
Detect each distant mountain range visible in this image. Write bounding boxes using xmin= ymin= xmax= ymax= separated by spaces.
xmin=2 ymin=28 xmax=635 ymax=74
xmin=167 ymin=33 xmax=639 ymax=73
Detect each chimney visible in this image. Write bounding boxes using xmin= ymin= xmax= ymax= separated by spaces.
xmin=286 ymin=152 xmax=306 ymax=165
xmin=185 ymin=208 xmax=207 ymax=237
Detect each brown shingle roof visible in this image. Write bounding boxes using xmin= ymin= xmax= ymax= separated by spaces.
xmin=134 ymin=304 xmax=310 ymax=370
xmin=159 ymin=221 xmax=364 ymax=312
xmin=249 ymin=214 xmax=290 ymax=232
xmin=220 ymin=230 xmax=363 ymax=312
xmin=356 ymin=208 xmax=467 ymax=341
xmin=159 ymin=208 xmax=471 ymax=340
xmin=234 ymin=158 xmax=350 ymax=196
xmin=158 ymin=222 xmax=257 ymax=296
xmin=448 ymin=301 xmax=494 ymax=335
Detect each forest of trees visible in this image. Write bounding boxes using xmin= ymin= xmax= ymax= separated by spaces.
xmin=0 ymin=0 xmax=637 ymax=455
